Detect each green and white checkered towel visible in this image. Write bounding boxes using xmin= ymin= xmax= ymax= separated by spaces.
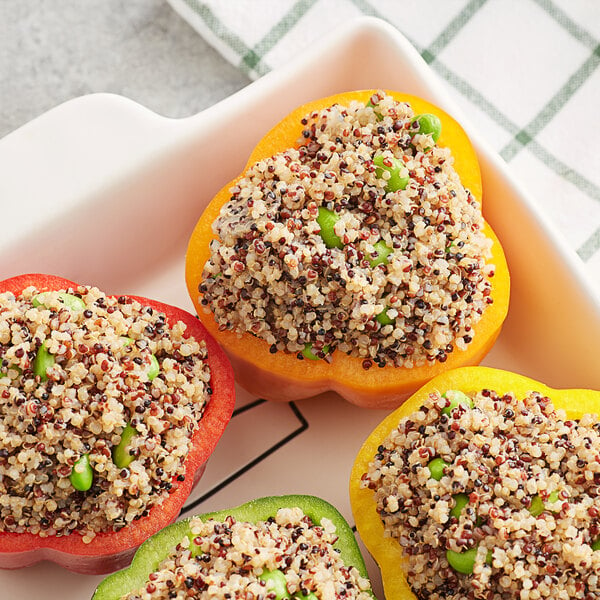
xmin=167 ymin=0 xmax=600 ymax=285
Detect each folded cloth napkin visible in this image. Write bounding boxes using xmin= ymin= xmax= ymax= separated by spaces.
xmin=167 ymin=0 xmax=600 ymax=287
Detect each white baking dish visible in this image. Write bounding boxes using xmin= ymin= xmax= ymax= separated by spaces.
xmin=1 ymin=16 xmax=599 ymax=600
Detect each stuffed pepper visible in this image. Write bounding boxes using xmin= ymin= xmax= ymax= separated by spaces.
xmin=350 ymin=366 xmax=600 ymax=599
xmin=186 ymin=90 xmax=509 ymax=408
xmin=92 ymin=494 xmax=376 ymax=600
xmin=0 ymin=274 xmax=235 ymax=574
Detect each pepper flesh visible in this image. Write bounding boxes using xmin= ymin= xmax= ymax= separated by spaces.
xmin=349 ymin=366 xmax=600 ymax=600
xmin=0 ymin=274 xmax=236 ymax=575
xmin=185 ymin=90 xmax=510 ymax=409
xmin=91 ymin=495 xmax=376 ymax=600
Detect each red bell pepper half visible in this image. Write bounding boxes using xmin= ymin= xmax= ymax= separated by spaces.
xmin=0 ymin=274 xmax=236 ymax=574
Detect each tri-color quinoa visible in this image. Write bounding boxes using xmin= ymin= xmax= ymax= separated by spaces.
xmin=200 ymin=91 xmax=495 ymax=369
xmin=361 ymin=389 xmax=600 ymax=599
xmin=122 ymin=507 xmax=373 ymax=600
xmin=0 ymin=286 xmax=212 ymax=543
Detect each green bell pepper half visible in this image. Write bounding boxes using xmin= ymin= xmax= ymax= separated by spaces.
xmin=91 ymin=495 xmax=376 ymax=600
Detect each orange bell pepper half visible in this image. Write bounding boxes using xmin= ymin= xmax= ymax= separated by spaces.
xmin=186 ymin=91 xmax=510 ymax=408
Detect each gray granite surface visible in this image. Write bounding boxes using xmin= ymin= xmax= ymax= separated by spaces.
xmin=0 ymin=0 xmax=250 ymax=138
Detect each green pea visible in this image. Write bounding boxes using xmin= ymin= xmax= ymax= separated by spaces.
xmin=70 ymin=453 xmax=93 ymax=491
xmin=121 ymin=337 xmax=159 ymax=381
xmin=410 ymin=113 xmax=442 ymax=143
xmin=376 ymin=307 xmax=395 ymax=326
xmin=60 ymin=293 xmax=86 ymax=311
xmin=547 ymin=490 xmax=560 ymax=505
xmin=529 ymin=494 xmax=544 ymax=517
xmin=450 ymin=493 xmax=469 ymax=519
xmin=366 ymin=99 xmax=383 ymax=121
xmin=112 ymin=423 xmax=137 ymax=468
xmin=259 ymin=569 xmax=290 ymax=600
xmin=369 ymin=240 xmax=393 ymax=267
xmin=33 ymin=292 xmax=85 ymax=311
xmin=428 ymin=457 xmax=449 ymax=481
xmin=592 ymin=538 xmax=600 ymax=551
xmin=373 ymin=154 xmax=409 ymax=193
xmin=316 ymin=207 xmax=343 ymax=249
xmin=441 ymin=390 xmax=474 ymax=416
xmin=446 ymin=547 xmax=492 ymax=574
xmin=148 ymin=354 xmax=160 ymax=381
xmin=33 ymin=341 xmax=54 ymax=381
xmin=530 ymin=491 xmax=561 ymax=516
xmin=31 ymin=293 xmax=46 ymax=308
xmin=302 ymin=343 xmax=330 ymax=361
xmin=187 ymin=532 xmax=203 ymax=558
xmin=446 ymin=547 xmax=476 ymax=574
xmin=531 ymin=491 xmax=559 ymax=516
xmin=546 ymin=490 xmax=562 ymax=514
xmin=31 ymin=294 xmax=45 ymax=308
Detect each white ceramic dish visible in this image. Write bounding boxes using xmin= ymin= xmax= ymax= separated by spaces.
xmin=1 ymin=16 xmax=599 ymax=600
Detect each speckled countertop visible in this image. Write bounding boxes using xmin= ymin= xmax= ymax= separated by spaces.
xmin=0 ymin=0 xmax=250 ymax=139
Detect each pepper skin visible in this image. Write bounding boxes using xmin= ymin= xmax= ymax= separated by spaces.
xmin=91 ymin=495 xmax=376 ymax=600
xmin=0 ymin=274 xmax=236 ymax=574
xmin=349 ymin=366 xmax=600 ymax=600
xmin=185 ymin=91 xmax=510 ymax=409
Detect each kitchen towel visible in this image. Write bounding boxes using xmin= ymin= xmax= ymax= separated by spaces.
xmin=167 ymin=0 xmax=600 ymax=286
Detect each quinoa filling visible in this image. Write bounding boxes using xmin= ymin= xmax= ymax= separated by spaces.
xmin=361 ymin=389 xmax=600 ymax=599
xmin=200 ymin=91 xmax=495 ymax=369
xmin=0 ymin=286 xmax=212 ymax=543
xmin=121 ymin=507 xmax=373 ymax=600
